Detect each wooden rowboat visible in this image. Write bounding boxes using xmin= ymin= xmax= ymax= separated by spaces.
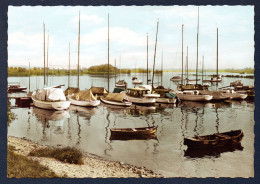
xmin=184 ymin=129 xmax=244 ymax=148
xmin=110 ymin=126 xmax=158 ymax=138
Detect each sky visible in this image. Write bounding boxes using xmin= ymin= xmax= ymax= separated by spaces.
xmin=8 ymin=6 xmax=254 ymax=70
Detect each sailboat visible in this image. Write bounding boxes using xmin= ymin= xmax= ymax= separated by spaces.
xmin=132 ymin=63 xmax=143 ymax=84
xmin=174 ymin=8 xmax=212 ymax=101
xmin=67 ymin=12 xmax=100 ymax=107
xmin=115 ymin=55 xmax=127 ymax=88
xmin=31 ymin=22 xmax=71 ymax=110
xmin=210 ymin=28 xmax=222 ymax=83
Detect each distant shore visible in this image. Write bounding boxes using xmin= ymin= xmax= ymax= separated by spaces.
xmin=7 ymin=136 xmax=163 ymax=178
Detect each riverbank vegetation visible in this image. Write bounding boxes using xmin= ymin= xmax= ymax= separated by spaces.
xmin=29 ymin=147 xmax=84 ymax=165
xmin=8 ymin=65 xmax=254 ymax=76
xmin=7 ymin=145 xmax=58 ymax=178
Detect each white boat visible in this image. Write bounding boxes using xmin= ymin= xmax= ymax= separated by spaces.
xmin=210 ymin=75 xmax=222 ymax=82
xmin=115 ymin=80 xmax=127 ymax=88
xmin=170 ymin=76 xmax=183 ymax=82
xmin=132 ymin=78 xmax=143 ymax=84
xmin=31 ymin=87 xmax=70 ymax=110
xmin=68 ymin=89 xmax=100 ymax=107
xmin=174 ymin=90 xmax=213 ymax=101
xmin=221 ymin=89 xmax=247 ymax=100
xmin=100 ymin=93 xmax=132 ymax=106
xmin=156 ymin=97 xmax=176 ymax=104
xmin=125 ymin=88 xmax=160 ymax=105
xmin=200 ymin=91 xmax=230 ymax=101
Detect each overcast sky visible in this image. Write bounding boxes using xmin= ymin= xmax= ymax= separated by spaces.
xmin=8 ymin=6 xmax=254 ymax=70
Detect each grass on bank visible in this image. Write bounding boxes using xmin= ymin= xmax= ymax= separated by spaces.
xmin=29 ymin=147 xmax=84 ymax=165
xmin=7 ymin=146 xmax=58 ymax=178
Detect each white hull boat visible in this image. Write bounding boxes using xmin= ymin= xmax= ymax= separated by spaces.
xmin=32 ymin=92 xmax=70 ymax=110
xmin=100 ymin=97 xmax=132 ymax=106
xmin=221 ymin=90 xmax=247 ymax=100
xmin=174 ymin=91 xmax=213 ymax=101
xmin=68 ymin=96 xmax=100 ymax=107
xmin=156 ymin=97 xmax=176 ymax=104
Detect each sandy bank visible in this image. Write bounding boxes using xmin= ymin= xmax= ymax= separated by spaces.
xmin=8 ymin=136 xmax=163 ymax=178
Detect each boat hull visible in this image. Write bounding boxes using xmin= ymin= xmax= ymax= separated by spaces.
xmin=32 ymin=93 xmax=70 ymax=111
xmin=68 ymin=96 xmax=100 ymax=107
xmin=126 ymin=95 xmax=157 ymax=105
xmin=175 ymin=93 xmax=213 ymax=101
xmin=110 ymin=126 xmax=157 ymax=137
xmin=156 ymin=98 xmax=176 ymax=104
xmin=100 ymin=97 xmax=132 ymax=107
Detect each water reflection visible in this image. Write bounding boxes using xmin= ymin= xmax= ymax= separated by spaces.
xmin=184 ymin=143 xmax=244 ymax=158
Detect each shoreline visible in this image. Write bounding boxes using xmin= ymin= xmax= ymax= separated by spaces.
xmin=7 ymin=136 xmax=163 ymax=178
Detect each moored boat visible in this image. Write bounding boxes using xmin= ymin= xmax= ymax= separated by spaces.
xmin=115 ymin=80 xmax=127 ymax=88
xmin=110 ymin=126 xmax=158 ymax=138
xmin=125 ymin=88 xmax=160 ymax=105
xmin=8 ymin=83 xmax=27 ymax=93
xmin=31 ymin=87 xmax=70 ymax=110
xmin=68 ymin=89 xmax=100 ymax=107
xmin=170 ymin=76 xmax=183 ymax=82
xmin=220 ymin=89 xmax=247 ymax=100
xmin=174 ymin=90 xmax=212 ymax=101
xmin=100 ymin=93 xmax=132 ymax=106
xmin=184 ymin=129 xmax=244 ymax=148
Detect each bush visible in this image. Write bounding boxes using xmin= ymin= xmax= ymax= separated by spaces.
xmin=29 ymin=147 xmax=84 ymax=165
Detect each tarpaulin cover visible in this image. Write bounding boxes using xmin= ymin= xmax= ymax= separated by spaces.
xmin=165 ymin=93 xmax=176 ymax=99
xmin=105 ymin=93 xmax=127 ymax=102
xmin=35 ymin=87 xmax=66 ymax=101
xmin=71 ymin=90 xmax=97 ymax=101
xmin=90 ymin=87 xmax=108 ymax=95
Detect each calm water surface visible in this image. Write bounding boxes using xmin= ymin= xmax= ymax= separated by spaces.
xmin=8 ymin=73 xmax=254 ymax=177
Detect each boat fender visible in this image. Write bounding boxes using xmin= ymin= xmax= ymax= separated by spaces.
xmin=76 ymin=95 xmax=80 ymax=101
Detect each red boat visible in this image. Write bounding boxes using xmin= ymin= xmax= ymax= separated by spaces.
xmin=8 ymin=84 xmax=27 ymax=93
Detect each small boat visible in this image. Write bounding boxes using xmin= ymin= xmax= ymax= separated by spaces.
xmin=125 ymin=88 xmax=160 ymax=105
xmin=170 ymin=76 xmax=183 ymax=82
xmin=150 ymin=86 xmax=177 ymax=104
xmin=230 ymin=80 xmax=243 ymax=87
xmin=110 ymin=133 xmax=157 ymax=141
xmin=200 ymin=91 xmax=230 ymax=101
xmin=220 ymin=89 xmax=247 ymax=100
xmin=31 ymin=87 xmax=70 ymax=110
xmin=132 ymin=78 xmax=143 ymax=84
xmin=89 ymin=86 xmax=108 ymax=97
xmin=177 ymin=83 xmax=207 ymax=91
xmin=174 ymin=90 xmax=213 ymax=101
xmin=210 ymin=74 xmax=222 ymax=82
xmin=68 ymin=89 xmax=100 ymax=107
xmin=115 ymin=80 xmax=127 ymax=88
xmin=110 ymin=126 xmax=158 ymax=138
xmin=100 ymin=93 xmax=132 ymax=106
xmin=184 ymin=129 xmax=244 ymax=148
xmin=8 ymin=83 xmax=27 ymax=93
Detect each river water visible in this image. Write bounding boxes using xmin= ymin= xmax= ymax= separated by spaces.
xmin=8 ymin=72 xmax=254 ymax=177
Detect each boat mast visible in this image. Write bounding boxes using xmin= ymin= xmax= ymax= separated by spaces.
xmin=186 ymin=46 xmax=189 ymax=81
xmin=217 ymin=27 xmax=219 ymax=86
xmin=47 ymin=34 xmax=49 ymax=86
xmin=107 ymin=13 xmax=110 ymax=92
xmin=181 ymin=24 xmax=184 ymax=86
xmin=68 ymin=42 xmax=70 ymax=87
xmin=43 ymin=22 xmax=46 ymax=87
xmin=29 ymin=61 xmax=30 ymax=92
xmin=152 ymin=19 xmax=159 ymax=88
xmin=161 ymin=49 xmax=163 ymax=86
xmin=114 ymin=58 xmax=116 ymax=82
xmin=196 ymin=7 xmax=199 ymax=86
xmin=77 ymin=11 xmax=80 ymax=89
xmin=202 ymin=55 xmax=204 ymax=84
xmin=147 ymin=33 xmax=149 ymax=85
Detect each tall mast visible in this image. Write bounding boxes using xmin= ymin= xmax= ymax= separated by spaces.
xmin=196 ymin=7 xmax=199 ymax=85
xmin=181 ymin=24 xmax=184 ymax=86
xmin=217 ymin=27 xmax=219 ymax=84
xmin=152 ymin=19 xmax=159 ymax=88
xmin=202 ymin=55 xmax=204 ymax=84
xmin=114 ymin=58 xmax=116 ymax=81
xmin=161 ymin=49 xmax=163 ymax=86
xmin=77 ymin=11 xmax=80 ymax=89
xmin=147 ymin=33 xmax=149 ymax=85
xmin=43 ymin=22 xmax=46 ymax=86
xmin=29 ymin=61 xmax=30 ymax=92
xmin=68 ymin=42 xmax=70 ymax=87
xmin=186 ymin=46 xmax=189 ymax=80
xmin=107 ymin=13 xmax=110 ymax=92
xmin=47 ymin=34 xmax=49 ymax=86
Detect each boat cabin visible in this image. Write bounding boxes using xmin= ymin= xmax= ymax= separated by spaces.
xmin=126 ymin=88 xmax=150 ymax=98
xmin=182 ymin=90 xmax=200 ymax=95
